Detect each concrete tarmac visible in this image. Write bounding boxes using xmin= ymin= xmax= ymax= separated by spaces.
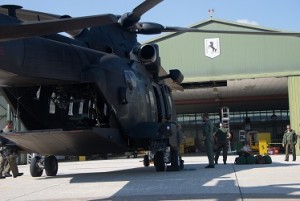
xmin=1 ymin=154 xmax=300 ymax=201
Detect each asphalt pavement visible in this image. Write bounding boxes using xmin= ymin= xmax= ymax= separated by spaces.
xmin=1 ymin=153 xmax=300 ymax=201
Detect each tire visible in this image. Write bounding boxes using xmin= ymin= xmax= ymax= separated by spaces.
xmin=143 ymin=155 xmax=150 ymax=167
xmin=154 ymin=151 xmax=165 ymax=171
xmin=44 ymin=155 xmax=58 ymax=176
xmin=180 ymin=158 xmax=184 ymax=170
xmin=170 ymin=149 xmax=180 ymax=171
xmin=30 ymin=156 xmax=43 ymax=177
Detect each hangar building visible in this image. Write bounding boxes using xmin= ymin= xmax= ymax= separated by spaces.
xmin=145 ymin=18 xmax=300 ymax=154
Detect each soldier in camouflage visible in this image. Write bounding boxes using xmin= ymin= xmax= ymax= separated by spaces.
xmin=282 ymin=124 xmax=297 ymax=161
xmin=202 ymin=113 xmax=217 ymax=168
xmin=214 ymin=123 xmax=231 ymax=165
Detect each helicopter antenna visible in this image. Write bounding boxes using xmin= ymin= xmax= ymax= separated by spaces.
xmin=208 ymin=9 xmax=214 ymax=18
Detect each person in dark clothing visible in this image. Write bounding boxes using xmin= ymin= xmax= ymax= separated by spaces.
xmin=0 ymin=120 xmax=23 ymax=178
xmin=282 ymin=124 xmax=297 ymax=161
xmin=202 ymin=113 xmax=217 ymax=168
xmin=0 ymin=135 xmax=9 ymax=179
xmin=214 ymin=123 xmax=231 ymax=165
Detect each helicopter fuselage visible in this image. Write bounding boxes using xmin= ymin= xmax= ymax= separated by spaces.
xmin=0 ymin=20 xmax=181 ymax=156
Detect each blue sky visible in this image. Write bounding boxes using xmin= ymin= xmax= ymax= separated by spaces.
xmin=1 ymin=0 xmax=300 ymax=42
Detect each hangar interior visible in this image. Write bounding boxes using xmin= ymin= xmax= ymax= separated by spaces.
xmin=174 ymin=77 xmax=289 ymax=153
xmin=146 ymin=18 xmax=300 ymax=154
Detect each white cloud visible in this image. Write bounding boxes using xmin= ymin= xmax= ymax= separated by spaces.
xmin=236 ymin=19 xmax=259 ymax=26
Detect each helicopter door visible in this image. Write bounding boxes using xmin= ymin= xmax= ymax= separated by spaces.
xmin=147 ymin=88 xmax=158 ymax=122
xmin=152 ymin=84 xmax=166 ymax=123
xmin=160 ymin=85 xmax=173 ymax=120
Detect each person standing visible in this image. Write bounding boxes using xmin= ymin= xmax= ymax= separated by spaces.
xmin=1 ymin=120 xmax=23 ymax=178
xmin=214 ymin=123 xmax=231 ymax=165
xmin=0 ymin=135 xmax=9 ymax=179
xmin=202 ymin=113 xmax=216 ymax=168
xmin=282 ymin=124 xmax=297 ymax=161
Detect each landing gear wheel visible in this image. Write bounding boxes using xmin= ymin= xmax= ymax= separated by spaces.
xmin=30 ymin=156 xmax=43 ymax=177
xmin=143 ymin=155 xmax=150 ymax=167
xmin=180 ymin=157 xmax=184 ymax=170
xmin=154 ymin=151 xmax=165 ymax=171
xmin=44 ymin=155 xmax=58 ymax=176
xmin=169 ymin=149 xmax=180 ymax=171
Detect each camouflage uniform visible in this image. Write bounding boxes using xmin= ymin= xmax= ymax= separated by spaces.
xmin=3 ymin=146 xmax=20 ymax=177
xmin=203 ymin=116 xmax=216 ymax=168
xmin=0 ymin=121 xmax=23 ymax=178
xmin=0 ymin=136 xmax=9 ymax=178
xmin=282 ymin=128 xmax=297 ymax=161
xmin=214 ymin=126 xmax=230 ymax=164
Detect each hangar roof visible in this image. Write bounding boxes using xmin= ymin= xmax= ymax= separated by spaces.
xmin=144 ymin=18 xmax=287 ymax=44
xmin=145 ymin=19 xmax=300 ymax=113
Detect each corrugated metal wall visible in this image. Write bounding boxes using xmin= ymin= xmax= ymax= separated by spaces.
xmin=155 ymin=20 xmax=300 ymax=82
xmin=288 ymin=76 xmax=300 ymax=155
xmin=0 ymin=95 xmax=8 ymax=129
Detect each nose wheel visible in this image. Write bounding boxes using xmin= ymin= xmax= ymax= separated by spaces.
xmin=143 ymin=154 xmax=150 ymax=167
xmin=167 ymin=149 xmax=184 ymax=171
xmin=151 ymin=149 xmax=184 ymax=172
xmin=154 ymin=151 xmax=165 ymax=171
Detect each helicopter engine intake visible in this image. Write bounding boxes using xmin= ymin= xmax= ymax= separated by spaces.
xmin=131 ymin=44 xmax=156 ymax=64
xmin=130 ymin=44 xmax=160 ymax=75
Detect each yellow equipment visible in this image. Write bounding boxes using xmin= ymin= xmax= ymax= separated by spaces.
xmin=183 ymin=137 xmax=195 ymax=153
xmin=247 ymin=131 xmax=271 ymax=152
xmin=258 ymin=140 xmax=268 ymax=155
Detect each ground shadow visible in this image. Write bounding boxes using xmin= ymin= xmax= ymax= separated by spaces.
xmin=33 ymin=155 xmax=300 ymax=201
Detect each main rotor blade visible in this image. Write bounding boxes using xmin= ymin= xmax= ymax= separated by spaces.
xmin=0 ymin=6 xmax=60 ymax=21
xmin=163 ymin=26 xmax=300 ymax=36
xmin=132 ymin=0 xmax=163 ymax=19
xmin=0 ymin=14 xmax=118 ymax=41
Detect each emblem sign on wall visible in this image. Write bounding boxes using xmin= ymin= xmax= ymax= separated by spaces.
xmin=204 ymin=38 xmax=220 ymax=58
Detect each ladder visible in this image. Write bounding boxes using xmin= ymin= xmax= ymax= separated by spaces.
xmin=221 ymin=106 xmax=230 ymax=131
xmin=220 ymin=106 xmax=232 ymax=152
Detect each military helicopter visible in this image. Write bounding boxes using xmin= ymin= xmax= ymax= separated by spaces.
xmin=0 ymin=0 xmax=187 ymax=177
xmin=0 ymin=0 xmax=299 ymax=177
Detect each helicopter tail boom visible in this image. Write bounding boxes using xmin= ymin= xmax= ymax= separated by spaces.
xmin=0 ymin=36 xmax=105 ymax=86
